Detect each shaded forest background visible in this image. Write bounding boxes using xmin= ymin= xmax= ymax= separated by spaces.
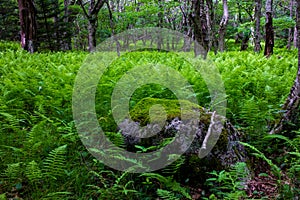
xmin=0 ymin=0 xmax=297 ymax=54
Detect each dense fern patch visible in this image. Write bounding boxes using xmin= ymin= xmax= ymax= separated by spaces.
xmin=0 ymin=42 xmax=299 ymax=199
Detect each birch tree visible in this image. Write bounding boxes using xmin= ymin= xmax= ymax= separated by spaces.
xmin=218 ymin=0 xmax=229 ymax=52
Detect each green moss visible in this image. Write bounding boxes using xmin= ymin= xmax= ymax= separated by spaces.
xmin=215 ymin=128 xmax=229 ymax=151
xmin=129 ymin=97 xmax=205 ymax=126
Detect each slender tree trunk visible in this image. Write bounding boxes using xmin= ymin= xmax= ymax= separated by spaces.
xmin=218 ymin=0 xmax=229 ymax=52
xmin=88 ymin=18 xmax=97 ymax=52
xmin=157 ymin=0 xmax=163 ymax=50
xmin=190 ymin=0 xmax=209 ymax=58
xmin=106 ymin=0 xmax=120 ymax=56
xmin=264 ymin=0 xmax=274 ymax=57
xmin=207 ymin=0 xmax=218 ymax=54
xmin=241 ymin=35 xmax=250 ymax=51
xmin=271 ymin=0 xmax=300 ymax=134
xmin=181 ymin=0 xmax=191 ymax=52
xmin=61 ymin=0 xmax=72 ymax=50
xmin=254 ymin=0 xmax=262 ymax=52
xmin=287 ymin=0 xmax=294 ymax=50
xmin=17 ymin=0 xmax=37 ymax=53
xmin=79 ymin=0 xmax=105 ymax=52
xmin=294 ymin=26 xmax=298 ymax=48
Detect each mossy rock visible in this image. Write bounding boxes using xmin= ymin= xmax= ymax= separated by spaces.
xmin=129 ymin=97 xmax=210 ymax=126
xmin=119 ymin=98 xmax=247 ymax=185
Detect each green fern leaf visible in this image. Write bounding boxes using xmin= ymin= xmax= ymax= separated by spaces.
xmin=26 ymin=160 xmax=42 ymax=184
xmin=157 ymin=189 xmax=180 ymax=200
xmin=43 ymin=145 xmax=67 ymax=180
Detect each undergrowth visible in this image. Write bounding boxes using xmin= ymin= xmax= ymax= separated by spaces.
xmin=0 ymin=41 xmax=299 ymax=199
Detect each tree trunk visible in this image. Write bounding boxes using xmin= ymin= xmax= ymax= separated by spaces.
xmin=88 ymin=18 xmax=97 ymax=52
xmin=17 ymin=0 xmax=37 ymax=53
xmin=206 ymin=0 xmax=218 ymax=54
xmin=287 ymin=0 xmax=294 ymax=50
xmin=106 ymin=0 xmax=120 ymax=56
xmin=264 ymin=0 xmax=274 ymax=57
xmin=61 ymin=0 xmax=72 ymax=50
xmin=79 ymin=0 xmax=105 ymax=52
xmin=190 ymin=0 xmax=209 ymax=58
xmin=218 ymin=0 xmax=229 ymax=52
xmin=157 ymin=0 xmax=164 ymax=50
xmin=294 ymin=26 xmax=298 ymax=48
xmin=241 ymin=34 xmax=250 ymax=51
xmin=271 ymin=0 xmax=300 ymax=134
xmin=180 ymin=0 xmax=192 ymax=52
xmin=254 ymin=0 xmax=262 ymax=52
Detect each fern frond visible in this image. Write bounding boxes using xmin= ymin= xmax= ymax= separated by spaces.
xmin=162 ymin=155 xmax=185 ymax=176
xmin=43 ymin=145 xmax=67 ymax=180
xmin=157 ymin=189 xmax=180 ymax=200
xmin=0 ymin=112 xmax=21 ymax=131
xmin=264 ymin=134 xmax=299 ymax=152
xmin=26 ymin=160 xmax=42 ymax=184
xmin=3 ymin=162 xmax=23 ymax=181
xmin=240 ymin=142 xmax=281 ymax=178
xmin=42 ymin=191 xmax=72 ymax=200
xmin=140 ymin=173 xmax=191 ymax=199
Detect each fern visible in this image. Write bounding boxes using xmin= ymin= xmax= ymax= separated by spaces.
xmin=3 ymin=162 xmax=23 ymax=182
xmin=240 ymin=142 xmax=281 ymax=179
xmin=157 ymin=189 xmax=180 ymax=200
xmin=87 ymin=170 xmax=138 ymax=199
xmin=140 ymin=173 xmax=191 ymax=199
xmin=43 ymin=145 xmax=67 ymax=180
xmin=205 ymin=162 xmax=249 ymax=199
xmin=162 ymin=155 xmax=185 ymax=176
xmin=264 ymin=134 xmax=299 ymax=152
xmin=0 ymin=112 xmax=22 ymax=132
xmin=25 ymin=160 xmax=42 ymax=184
xmin=42 ymin=191 xmax=72 ymax=200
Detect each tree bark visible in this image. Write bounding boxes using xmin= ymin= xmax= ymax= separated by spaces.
xmin=294 ymin=26 xmax=298 ymax=48
xmin=17 ymin=0 xmax=37 ymax=53
xmin=264 ymin=0 xmax=274 ymax=57
xmin=271 ymin=0 xmax=300 ymax=134
xmin=88 ymin=18 xmax=97 ymax=52
xmin=287 ymin=0 xmax=294 ymax=50
xmin=206 ymin=0 xmax=218 ymax=54
xmin=254 ymin=0 xmax=262 ymax=52
xmin=218 ymin=0 xmax=229 ymax=52
xmin=79 ymin=0 xmax=105 ymax=52
xmin=157 ymin=0 xmax=164 ymax=50
xmin=106 ymin=0 xmax=120 ymax=56
xmin=189 ymin=0 xmax=209 ymax=58
xmin=61 ymin=0 xmax=72 ymax=50
xmin=180 ymin=0 xmax=192 ymax=52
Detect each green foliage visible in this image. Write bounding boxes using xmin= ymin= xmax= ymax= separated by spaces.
xmin=212 ymin=50 xmax=297 ymax=137
xmin=0 ymin=42 xmax=299 ymax=198
xmin=25 ymin=160 xmax=42 ymax=184
xmin=240 ymin=142 xmax=281 ymax=179
xmin=140 ymin=173 xmax=192 ymax=199
xmin=87 ymin=170 xmax=139 ymax=199
xmin=157 ymin=189 xmax=181 ymax=200
xmin=43 ymin=144 xmax=67 ymax=180
xmin=205 ymin=162 xmax=249 ymax=199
